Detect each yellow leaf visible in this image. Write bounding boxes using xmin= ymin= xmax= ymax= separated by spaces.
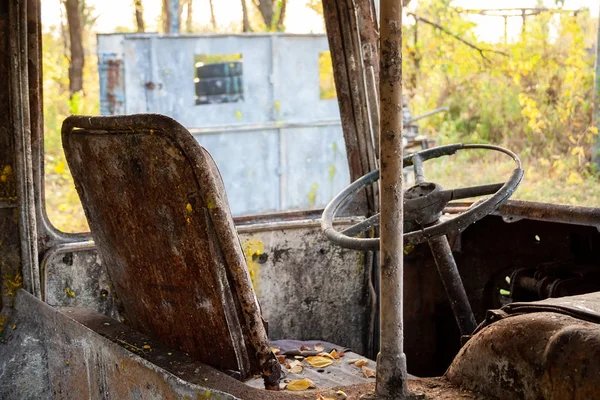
xmin=566 ymin=171 xmax=583 ymax=185
xmin=54 ymin=161 xmax=66 ymax=175
xmin=362 ymin=366 xmax=376 ymax=378
xmin=285 ymin=378 xmax=316 ymax=391
xmin=353 ymin=359 xmax=368 ymax=367
xmin=270 ymin=347 xmax=280 ymax=354
xmin=289 ymin=360 xmax=304 ymax=374
xmin=336 ymin=390 xmax=348 ymax=399
xmin=317 ymin=352 xmax=335 ymax=360
xmin=316 ymin=395 xmax=335 ymax=400
xmin=305 ymin=356 xmax=333 ymax=368
xmin=571 ymin=146 xmax=585 ymax=157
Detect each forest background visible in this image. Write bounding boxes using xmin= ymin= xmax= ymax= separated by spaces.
xmin=42 ymin=0 xmax=600 ymax=232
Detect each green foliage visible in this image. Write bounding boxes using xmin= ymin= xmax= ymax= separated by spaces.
xmin=405 ymin=1 xmax=599 ymax=205
xmin=41 ymin=1 xmax=600 ymax=233
xmin=319 ymin=51 xmax=336 ymax=100
xmin=43 ymin=24 xmax=98 ymax=232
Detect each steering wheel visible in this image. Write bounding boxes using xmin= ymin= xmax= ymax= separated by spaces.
xmin=321 ymin=144 xmax=523 ymax=251
xmin=321 ymin=143 xmax=523 ymax=336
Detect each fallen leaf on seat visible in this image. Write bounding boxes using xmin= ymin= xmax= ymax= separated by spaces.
xmin=362 ymin=366 xmax=376 ymax=378
xmin=347 ymin=358 xmax=359 ymax=364
xmin=289 ymin=360 xmax=304 ymax=374
xmin=285 ymin=378 xmax=316 ymax=391
xmin=271 ymin=347 xmax=280 ymax=354
xmin=330 ymin=349 xmax=341 ymax=359
xmin=354 ymin=359 xmax=368 ymax=367
xmin=316 ymin=394 xmax=335 ymax=400
xmin=276 ymin=355 xmax=286 ymax=363
xmin=300 ymin=345 xmax=311 ymax=351
xmin=314 ymin=344 xmax=325 ymax=352
xmin=306 ymin=356 xmax=333 ymax=368
xmin=317 ymin=352 xmax=335 ymax=360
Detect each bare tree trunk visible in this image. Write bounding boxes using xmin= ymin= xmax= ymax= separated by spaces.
xmin=64 ymin=0 xmax=84 ymax=97
xmin=241 ymin=0 xmax=251 ymax=32
xmin=162 ymin=0 xmax=180 ymax=33
xmin=162 ymin=0 xmax=171 ymax=33
xmin=276 ymin=0 xmax=286 ymax=31
xmin=134 ymin=0 xmax=145 ymax=33
xmin=253 ymin=0 xmax=275 ymax=30
xmin=208 ymin=0 xmax=217 ymax=30
xmin=185 ymin=0 xmax=193 ymax=32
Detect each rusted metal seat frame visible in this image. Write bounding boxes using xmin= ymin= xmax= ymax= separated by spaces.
xmin=61 ymin=114 xmax=280 ymax=389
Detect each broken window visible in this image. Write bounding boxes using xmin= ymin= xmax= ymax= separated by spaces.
xmin=194 ymin=54 xmax=244 ymax=105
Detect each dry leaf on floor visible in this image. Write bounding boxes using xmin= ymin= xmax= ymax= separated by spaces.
xmin=347 ymin=358 xmax=359 ymax=364
xmin=276 ymin=355 xmax=286 ymax=363
xmin=305 ymin=355 xmax=334 ymax=368
xmin=288 ymin=360 xmax=304 ymax=374
xmin=317 ymin=352 xmax=335 ymax=360
xmin=362 ymin=366 xmax=376 ymax=378
xmin=330 ymin=349 xmax=340 ymax=359
xmin=316 ymin=394 xmax=335 ymax=400
xmin=336 ymin=390 xmax=348 ymax=398
xmin=354 ymin=359 xmax=368 ymax=367
xmin=285 ymin=378 xmax=316 ymax=391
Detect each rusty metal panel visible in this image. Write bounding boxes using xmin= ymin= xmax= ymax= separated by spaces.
xmin=99 ymin=53 xmax=125 ymax=115
xmin=0 ymin=290 xmax=238 ymax=400
xmin=42 ymin=220 xmax=370 ymax=357
xmin=238 ymin=221 xmax=369 ymax=355
xmin=43 ymin=247 xmax=121 ymax=321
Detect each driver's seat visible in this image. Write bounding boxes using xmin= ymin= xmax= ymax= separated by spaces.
xmin=61 ymin=114 xmax=281 ymax=388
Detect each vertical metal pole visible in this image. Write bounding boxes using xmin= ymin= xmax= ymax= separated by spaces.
xmin=377 ymin=0 xmax=409 ymax=398
xmin=168 ymin=0 xmax=180 ymax=34
xmin=593 ymin=6 xmax=600 ymax=166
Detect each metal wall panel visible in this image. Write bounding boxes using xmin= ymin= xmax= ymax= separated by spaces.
xmin=97 ymin=34 xmax=350 ymax=216
xmin=195 ymin=129 xmax=280 ymax=216
xmin=282 ymin=124 xmax=350 ymax=210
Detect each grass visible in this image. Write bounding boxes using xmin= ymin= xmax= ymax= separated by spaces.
xmin=424 ymin=150 xmax=600 ymax=208
xmin=44 ymin=147 xmax=600 ymax=234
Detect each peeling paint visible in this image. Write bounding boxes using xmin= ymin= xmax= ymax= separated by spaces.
xmin=307 ymin=183 xmax=318 ymax=207
xmin=242 ymin=239 xmax=264 ymax=292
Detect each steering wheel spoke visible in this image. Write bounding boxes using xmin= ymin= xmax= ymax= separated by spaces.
xmin=341 ymin=214 xmax=380 ymax=237
xmin=412 ymin=154 xmax=426 ymax=184
xmin=440 ymin=182 xmax=505 ymax=202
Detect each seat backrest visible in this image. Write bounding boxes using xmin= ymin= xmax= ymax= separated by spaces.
xmin=61 ymin=114 xmax=276 ymax=384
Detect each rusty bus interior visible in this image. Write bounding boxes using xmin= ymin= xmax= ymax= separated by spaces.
xmin=1 ymin=0 xmax=600 ymax=399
